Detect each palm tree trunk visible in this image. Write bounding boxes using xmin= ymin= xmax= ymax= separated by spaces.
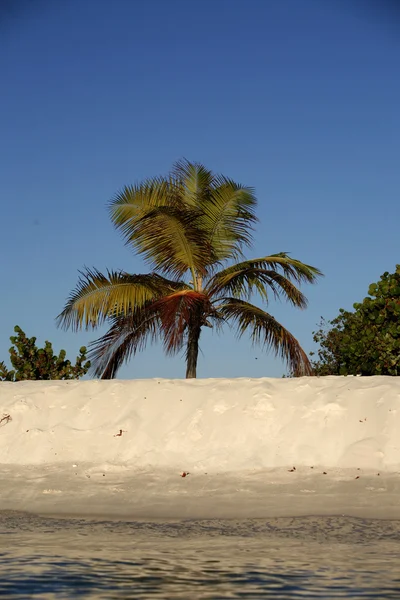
xmin=185 ymin=321 xmax=202 ymax=378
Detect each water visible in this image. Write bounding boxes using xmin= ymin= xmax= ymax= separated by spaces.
xmin=1 ymin=513 xmax=400 ymax=598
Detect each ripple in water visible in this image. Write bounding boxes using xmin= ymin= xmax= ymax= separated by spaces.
xmin=1 ymin=513 xmax=400 ymax=598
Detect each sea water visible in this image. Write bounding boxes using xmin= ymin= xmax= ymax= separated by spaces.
xmin=1 ymin=512 xmax=399 ymax=598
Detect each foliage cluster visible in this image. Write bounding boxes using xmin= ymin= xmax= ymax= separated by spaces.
xmin=0 ymin=326 xmax=90 ymax=381
xmin=311 ymin=266 xmax=400 ymax=376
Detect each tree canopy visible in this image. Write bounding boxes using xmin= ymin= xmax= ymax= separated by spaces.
xmin=311 ymin=266 xmax=400 ymax=376
xmin=58 ymin=159 xmax=322 ymax=378
xmin=0 ymin=326 xmax=90 ymax=381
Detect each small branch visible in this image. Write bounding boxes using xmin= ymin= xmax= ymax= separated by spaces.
xmin=113 ymin=429 xmax=126 ymax=437
xmin=0 ymin=414 xmax=12 ymax=427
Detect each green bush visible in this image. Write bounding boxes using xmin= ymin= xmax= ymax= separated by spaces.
xmin=0 ymin=326 xmax=90 ymax=381
xmin=311 ymin=266 xmax=400 ymax=376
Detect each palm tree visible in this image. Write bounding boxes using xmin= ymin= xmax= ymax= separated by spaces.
xmin=57 ymin=160 xmax=322 ymax=379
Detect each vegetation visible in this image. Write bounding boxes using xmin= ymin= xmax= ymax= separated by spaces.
xmin=57 ymin=160 xmax=322 ymax=378
xmin=0 ymin=326 xmax=90 ymax=381
xmin=311 ymin=266 xmax=400 ymax=376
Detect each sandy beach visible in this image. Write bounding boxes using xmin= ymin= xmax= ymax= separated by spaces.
xmin=1 ymin=376 xmax=399 ymax=519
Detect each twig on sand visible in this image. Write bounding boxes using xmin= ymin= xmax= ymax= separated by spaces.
xmin=114 ymin=429 xmax=126 ymax=437
xmin=0 ymin=414 xmax=11 ymax=427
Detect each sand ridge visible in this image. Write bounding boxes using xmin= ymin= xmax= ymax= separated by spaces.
xmin=1 ymin=376 xmax=399 ymax=518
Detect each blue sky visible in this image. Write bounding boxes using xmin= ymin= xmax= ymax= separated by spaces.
xmin=1 ymin=0 xmax=399 ymax=379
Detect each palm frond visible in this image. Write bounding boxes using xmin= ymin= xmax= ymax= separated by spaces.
xmin=109 ymin=167 xmax=211 ymax=277
xmin=218 ymin=298 xmax=313 ymax=376
xmin=109 ymin=176 xmax=173 ymax=231
xmin=88 ymin=304 xmax=161 ymax=378
xmin=89 ymin=289 xmax=214 ymax=378
xmin=152 ymin=290 xmax=209 ymax=354
xmin=229 ymin=254 xmax=323 ymax=284
xmin=197 ymin=177 xmax=257 ymax=263
xmin=207 ymin=262 xmax=310 ymax=308
xmin=172 ymin=158 xmax=214 ymax=208
xmin=108 ymin=162 xmax=260 ymax=275
xmin=56 ymin=269 xmax=183 ymax=331
xmin=128 ymin=205 xmax=210 ymax=278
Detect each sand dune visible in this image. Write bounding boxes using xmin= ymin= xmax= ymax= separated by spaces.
xmin=1 ymin=376 xmax=399 ymax=518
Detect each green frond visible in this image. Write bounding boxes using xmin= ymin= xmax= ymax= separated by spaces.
xmin=109 ymin=178 xmax=175 ymax=251
xmin=109 ymin=163 xmax=259 ymax=275
xmin=238 ymin=254 xmax=323 ymax=284
xmin=172 ymin=158 xmax=214 ymax=208
xmin=198 ymin=177 xmax=258 ymax=262
xmin=127 ymin=206 xmax=209 ymax=278
xmin=109 ymin=176 xmax=173 ymax=228
xmin=88 ymin=304 xmax=161 ymax=378
xmin=207 ymin=261 xmax=310 ymax=308
xmin=218 ymin=298 xmax=313 ymax=376
xmin=56 ymin=269 xmax=183 ymax=331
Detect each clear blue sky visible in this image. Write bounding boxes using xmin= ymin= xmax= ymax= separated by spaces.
xmin=1 ymin=0 xmax=399 ymax=379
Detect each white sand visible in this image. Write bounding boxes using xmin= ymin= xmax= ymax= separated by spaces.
xmin=1 ymin=376 xmax=399 ymax=519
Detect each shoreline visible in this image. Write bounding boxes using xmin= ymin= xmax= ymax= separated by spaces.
xmin=1 ymin=464 xmax=399 ymax=520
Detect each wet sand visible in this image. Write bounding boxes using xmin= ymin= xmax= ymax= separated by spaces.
xmin=1 ymin=464 xmax=400 ymax=520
